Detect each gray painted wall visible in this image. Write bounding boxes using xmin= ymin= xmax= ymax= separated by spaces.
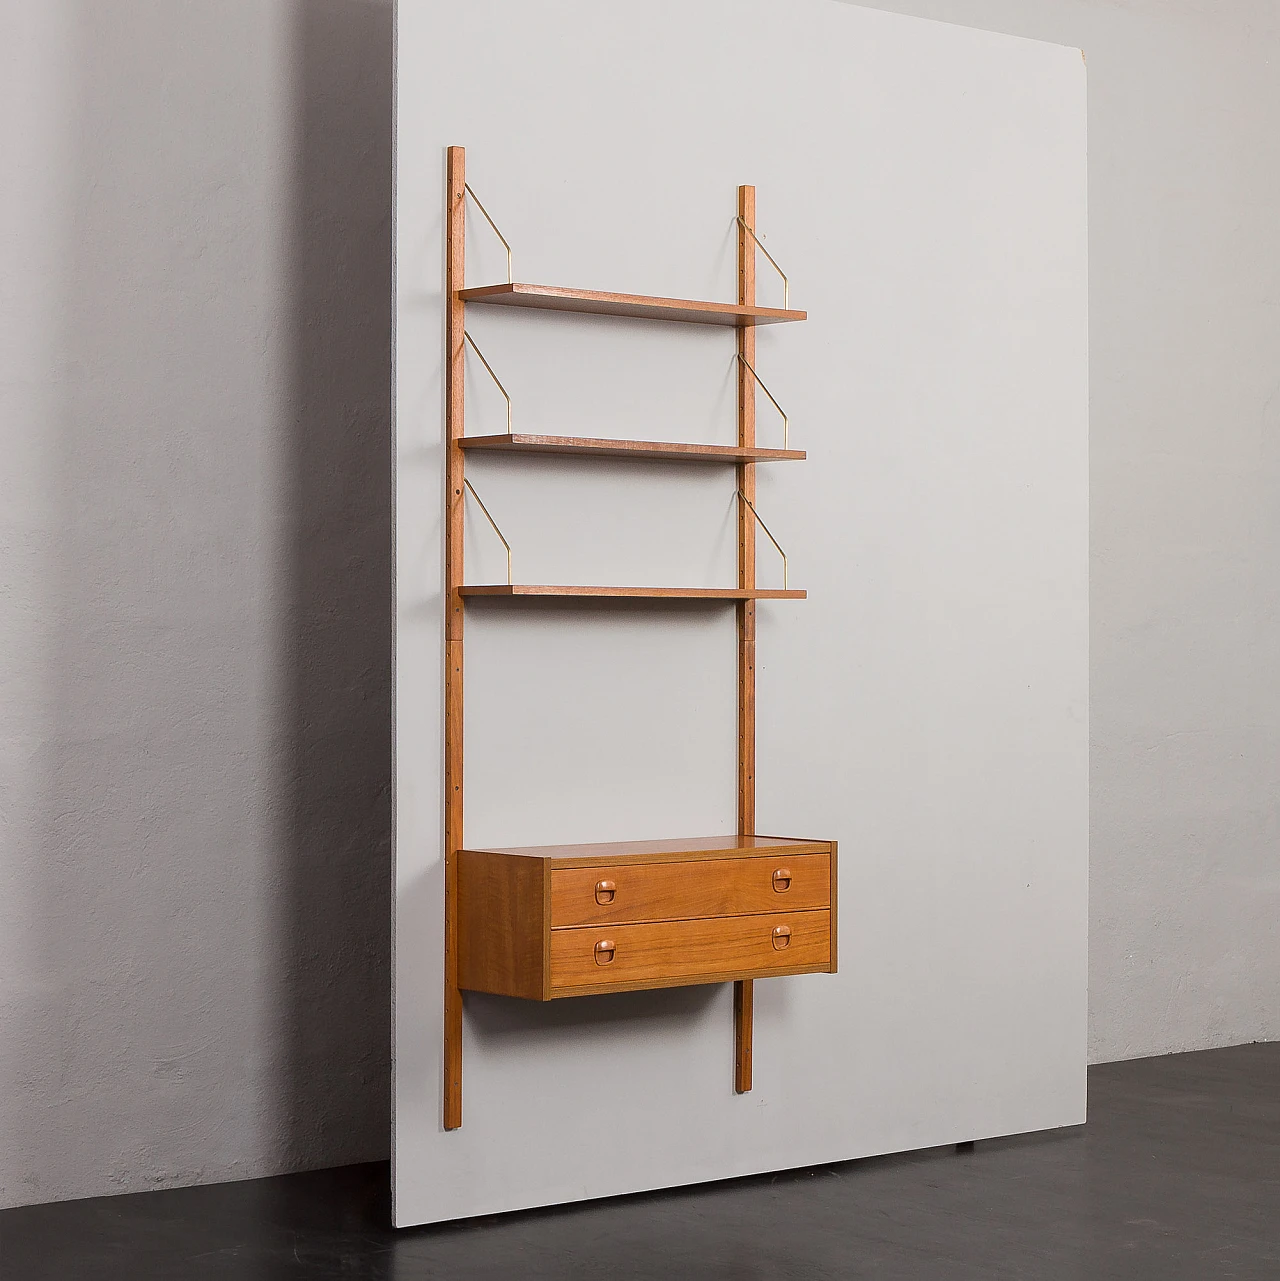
xmin=859 ymin=0 xmax=1280 ymax=1063
xmin=0 ymin=0 xmax=1274 ymax=1211
xmin=0 ymin=0 xmax=392 ymax=1208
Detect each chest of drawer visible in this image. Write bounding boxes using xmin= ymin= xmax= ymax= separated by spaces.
xmin=550 ymin=852 xmax=830 ymax=927
xmin=457 ymin=836 xmax=837 ymax=1001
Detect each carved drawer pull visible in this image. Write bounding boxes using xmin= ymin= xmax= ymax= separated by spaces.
xmin=772 ymin=925 xmax=792 ymax=950
xmin=595 ymin=939 xmax=616 ymax=965
xmin=772 ymin=867 xmax=792 ymax=893
xmin=595 ymin=879 xmax=616 ymax=905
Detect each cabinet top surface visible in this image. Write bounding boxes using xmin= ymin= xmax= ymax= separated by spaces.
xmin=461 ymin=835 xmax=833 ymax=865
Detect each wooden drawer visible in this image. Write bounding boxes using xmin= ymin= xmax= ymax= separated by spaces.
xmin=551 ymin=853 xmax=831 ymax=927
xmin=549 ymin=910 xmax=831 ymax=996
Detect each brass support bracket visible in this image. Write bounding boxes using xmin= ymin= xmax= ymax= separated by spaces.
xmin=463 ymin=477 xmax=513 ymax=585
xmin=463 ymin=331 xmax=512 ymax=435
xmin=735 ymin=215 xmax=789 ymax=310
xmin=464 ymin=182 xmax=512 ymax=283
xmin=736 ymin=353 xmax=789 ymax=450
xmin=737 ymin=491 xmax=789 ymax=591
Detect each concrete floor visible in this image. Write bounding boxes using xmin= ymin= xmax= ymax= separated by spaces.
xmin=3 ymin=1043 xmax=1276 ymax=1279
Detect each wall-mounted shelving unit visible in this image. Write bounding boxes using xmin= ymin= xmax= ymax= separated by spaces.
xmin=443 ymin=145 xmax=836 ymax=1130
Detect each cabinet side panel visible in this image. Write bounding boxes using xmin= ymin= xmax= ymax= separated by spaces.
xmin=458 ymin=852 xmax=547 ymax=1000
xmin=829 ymin=841 xmax=838 ymax=974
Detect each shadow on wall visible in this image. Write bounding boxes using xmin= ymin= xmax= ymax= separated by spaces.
xmin=14 ymin=0 xmax=391 ymax=1204
xmin=277 ymin=0 xmax=392 ymax=1175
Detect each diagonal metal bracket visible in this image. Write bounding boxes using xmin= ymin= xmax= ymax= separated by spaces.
xmin=464 ymin=182 xmax=513 ymax=283
xmin=463 ymin=477 xmax=512 ymax=585
xmin=736 ymin=215 xmax=789 ymax=310
xmin=463 ymin=331 xmax=512 ymax=435
xmin=737 ymin=353 xmax=790 ymax=450
xmin=737 ymin=491 xmax=789 ymax=591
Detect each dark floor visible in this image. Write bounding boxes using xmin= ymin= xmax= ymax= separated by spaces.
xmin=2 ymin=1044 xmax=1276 ymax=1280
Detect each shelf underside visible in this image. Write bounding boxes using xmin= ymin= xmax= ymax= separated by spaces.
xmin=459 ymin=433 xmax=805 ymax=462
xmin=458 ymin=282 xmax=806 ymax=326
xmin=460 ymin=584 xmax=805 ymax=600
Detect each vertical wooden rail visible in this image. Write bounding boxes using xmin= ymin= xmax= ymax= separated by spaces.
xmin=734 ymin=185 xmax=757 ymax=1094
xmin=443 ymin=145 xmax=466 ymax=1130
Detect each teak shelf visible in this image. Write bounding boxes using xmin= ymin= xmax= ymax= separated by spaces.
xmin=459 ymin=585 xmax=806 ymax=601
xmin=459 ymin=434 xmax=806 ymax=463
xmin=458 ymin=282 xmax=807 ymax=326
xmin=443 ymin=146 xmax=835 ymax=1130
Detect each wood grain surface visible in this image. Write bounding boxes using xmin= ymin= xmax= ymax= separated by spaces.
xmin=458 ymin=433 xmax=805 ymax=463
xmin=458 ymin=584 xmax=806 ymax=600
xmin=735 ymin=183 xmax=759 ymax=1094
xmin=467 ymin=835 xmax=830 ymax=866
xmin=549 ymin=910 xmax=833 ymax=995
xmin=550 ymin=853 xmax=832 ymax=927
xmin=457 ymin=851 xmax=548 ymax=1000
xmin=443 ymin=144 xmax=466 ymax=1129
xmin=457 ymin=281 xmax=806 ymax=326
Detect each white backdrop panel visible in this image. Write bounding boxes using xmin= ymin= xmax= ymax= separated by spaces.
xmin=395 ymin=0 xmax=1087 ymax=1226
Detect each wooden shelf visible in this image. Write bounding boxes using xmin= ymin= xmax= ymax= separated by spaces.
xmin=458 ymin=282 xmax=806 ymax=327
xmin=459 ymin=584 xmax=805 ymax=600
xmin=459 ymin=434 xmax=805 ymax=463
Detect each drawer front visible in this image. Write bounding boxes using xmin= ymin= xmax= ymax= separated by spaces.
xmin=550 ymin=853 xmax=830 ymax=927
xmin=549 ymin=910 xmax=831 ymax=994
